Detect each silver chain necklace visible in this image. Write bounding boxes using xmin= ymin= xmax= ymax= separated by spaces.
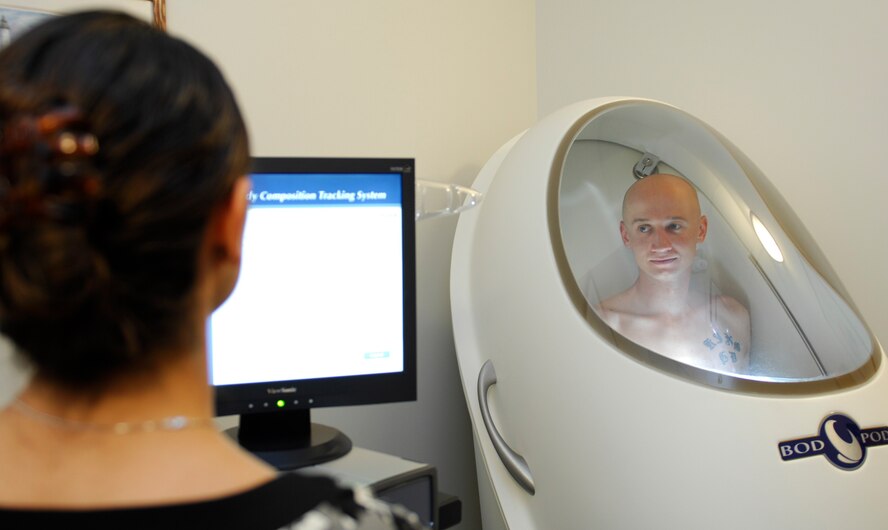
xmin=10 ymin=399 xmax=215 ymax=434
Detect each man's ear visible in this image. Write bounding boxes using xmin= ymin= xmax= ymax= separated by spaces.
xmin=697 ymin=214 xmax=709 ymax=243
xmin=620 ymin=220 xmax=630 ymax=246
xmin=210 ymin=176 xmax=251 ymax=264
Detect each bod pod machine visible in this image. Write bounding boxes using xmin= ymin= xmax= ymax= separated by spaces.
xmin=450 ymin=98 xmax=886 ymax=529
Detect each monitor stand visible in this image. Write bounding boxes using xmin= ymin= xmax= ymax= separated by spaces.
xmin=225 ymin=409 xmax=352 ymax=470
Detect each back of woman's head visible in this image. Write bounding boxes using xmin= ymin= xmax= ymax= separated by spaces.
xmin=0 ymin=11 xmax=250 ymax=386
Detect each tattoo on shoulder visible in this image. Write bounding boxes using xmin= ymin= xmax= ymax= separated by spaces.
xmin=702 ymin=328 xmax=742 ymax=365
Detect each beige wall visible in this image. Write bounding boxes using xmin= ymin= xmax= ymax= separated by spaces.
xmin=537 ymin=0 xmax=888 ymax=351
xmin=168 ymin=1 xmax=537 ymax=528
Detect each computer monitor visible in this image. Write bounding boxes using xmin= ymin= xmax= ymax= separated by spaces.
xmin=208 ymin=157 xmax=416 ymax=469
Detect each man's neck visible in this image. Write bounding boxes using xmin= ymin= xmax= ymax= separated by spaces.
xmin=631 ymin=272 xmax=694 ymax=316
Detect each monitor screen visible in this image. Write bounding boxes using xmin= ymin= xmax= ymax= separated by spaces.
xmin=208 ymin=157 xmax=416 ymax=468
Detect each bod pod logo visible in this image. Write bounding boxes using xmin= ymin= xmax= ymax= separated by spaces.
xmin=778 ymin=413 xmax=888 ymax=471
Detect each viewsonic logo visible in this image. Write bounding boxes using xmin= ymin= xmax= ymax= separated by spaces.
xmin=778 ymin=413 xmax=888 ymax=471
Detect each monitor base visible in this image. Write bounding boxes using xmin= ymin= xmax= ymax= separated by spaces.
xmin=226 ymin=410 xmax=352 ymax=470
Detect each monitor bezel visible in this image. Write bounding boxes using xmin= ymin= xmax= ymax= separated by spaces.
xmin=212 ymin=156 xmax=417 ymax=417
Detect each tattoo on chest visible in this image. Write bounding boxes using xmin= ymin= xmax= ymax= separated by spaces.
xmin=703 ymin=328 xmax=742 ymax=365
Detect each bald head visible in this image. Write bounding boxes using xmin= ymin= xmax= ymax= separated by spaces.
xmin=622 ymin=173 xmax=701 ymax=223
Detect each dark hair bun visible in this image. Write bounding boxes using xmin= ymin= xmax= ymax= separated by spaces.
xmin=0 ymin=11 xmax=250 ymax=385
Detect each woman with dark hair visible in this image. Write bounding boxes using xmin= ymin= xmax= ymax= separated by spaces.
xmin=0 ymin=11 xmax=421 ymax=529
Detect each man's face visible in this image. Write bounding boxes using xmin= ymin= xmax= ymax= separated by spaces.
xmin=619 ymin=174 xmax=707 ymax=281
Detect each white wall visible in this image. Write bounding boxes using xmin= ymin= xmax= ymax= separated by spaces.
xmin=536 ymin=0 xmax=888 ymax=350
xmin=168 ymin=2 xmax=537 ymax=528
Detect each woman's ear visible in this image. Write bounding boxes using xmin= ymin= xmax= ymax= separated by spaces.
xmin=211 ymin=176 xmax=251 ymax=264
xmin=204 ymin=176 xmax=251 ymax=310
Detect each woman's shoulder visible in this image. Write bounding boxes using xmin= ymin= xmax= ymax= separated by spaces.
xmin=285 ymin=479 xmax=424 ymax=530
xmin=267 ymin=473 xmax=424 ymax=530
xmin=178 ymin=472 xmax=426 ymax=530
xmin=0 ymin=472 xmax=425 ymax=530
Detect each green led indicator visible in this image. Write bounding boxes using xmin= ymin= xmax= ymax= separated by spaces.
xmin=276 ymin=400 xmax=285 ymax=408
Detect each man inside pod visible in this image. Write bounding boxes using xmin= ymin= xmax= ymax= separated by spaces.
xmin=597 ymin=173 xmax=750 ymax=373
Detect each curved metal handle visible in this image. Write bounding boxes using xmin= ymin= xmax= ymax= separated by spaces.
xmin=477 ymin=360 xmax=535 ymax=495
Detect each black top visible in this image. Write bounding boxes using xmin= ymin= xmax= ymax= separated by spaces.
xmin=0 ymin=472 xmax=424 ymax=529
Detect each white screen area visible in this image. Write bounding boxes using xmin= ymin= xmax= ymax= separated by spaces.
xmin=209 ymin=205 xmax=405 ymax=386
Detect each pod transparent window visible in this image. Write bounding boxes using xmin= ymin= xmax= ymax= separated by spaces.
xmin=556 ymin=102 xmax=876 ymax=387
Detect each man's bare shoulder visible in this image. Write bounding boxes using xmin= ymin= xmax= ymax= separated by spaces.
xmin=595 ymin=291 xmax=634 ymax=326
xmin=716 ymin=295 xmax=749 ymax=322
xmin=597 ymin=289 xmax=636 ymax=313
